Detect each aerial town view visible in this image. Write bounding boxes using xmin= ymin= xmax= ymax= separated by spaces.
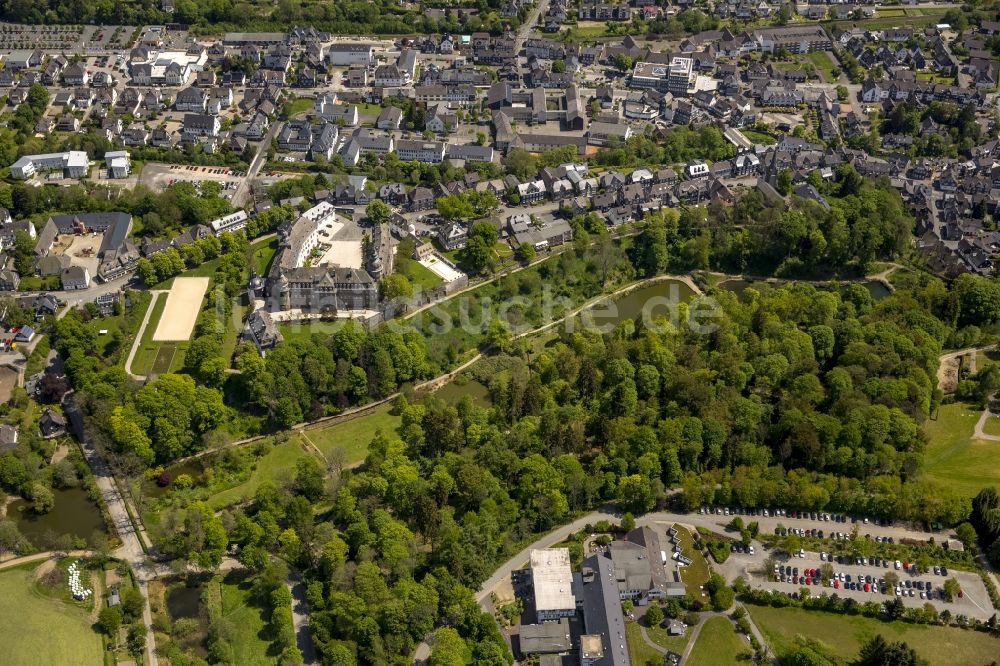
xmin=4 ymin=0 xmax=1000 ymax=665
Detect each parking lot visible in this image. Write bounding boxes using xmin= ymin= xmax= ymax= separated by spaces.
xmin=700 ymin=507 xmax=997 ymax=621
xmin=138 ymin=163 xmax=244 ymax=194
xmin=743 ymin=550 xmax=995 ymax=620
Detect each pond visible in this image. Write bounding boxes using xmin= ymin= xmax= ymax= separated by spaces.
xmin=717 ymin=278 xmax=754 ymax=297
xmin=860 ymin=280 xmax=891 ymax=301
xmin=433 ymin=377 xmax=492 ymax=407
xmin=166 ymin=583 xmax=203 ymax=621
xmin=583 ymin=278 xmax=697 ymax=330
xmin=6 ymin=487 xmax=105 ymax=548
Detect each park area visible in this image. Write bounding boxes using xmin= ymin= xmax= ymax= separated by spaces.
xmin=923 ymin=402 xmax=1000 ymax=497
xmin=749 ymin=605 xmax=1000 ymax=664
xmin=0 ymin=562 xmax=104 ymax=666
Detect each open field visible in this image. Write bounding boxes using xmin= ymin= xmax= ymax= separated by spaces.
xmin=923 ymin=402 xmax=1000 ymax=497
xmin=153 ymin=277 xmax=210 ymax=341
xmin=220 ymin=573 xmax=274 ymax=665
xmin=806 ymin=51 xmax=839 ymax=82
xmin=283 ymin=97 xmax=314 ymax=118
xmin=0 ymin=563 xmax=104 ymax=666
xmin=301 ymin=403 xmax=401 ymax=462
xmin=686 ymin=617 xmax=747 ymax=666
xmin=749 ymin=604 xmax=1000 ymax=664
xmin=208 ymin=439 xmax=320 ymax=509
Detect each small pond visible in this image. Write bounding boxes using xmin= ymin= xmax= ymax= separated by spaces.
xmin=166 ymin=583 xmax=203 ymax=621
xmin=433 ymin=378 xmax=492 ymax=407
xmin=583 ymin=279 xmax=697 ymax=329
xmin=6 ymin=487 xmax=105 ymax=548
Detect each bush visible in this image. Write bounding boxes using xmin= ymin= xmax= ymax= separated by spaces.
xmin=157 ymin=471 xmax=173 ymax=487
xmin=706 ymin=539 xmax=730 ymax=563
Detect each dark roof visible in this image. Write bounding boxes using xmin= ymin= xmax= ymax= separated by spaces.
xmin=577 ymin=553 xmax=631 ymax=666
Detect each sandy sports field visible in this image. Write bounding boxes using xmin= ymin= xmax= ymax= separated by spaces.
xmin=152 ymin=277 xmax=210 ymax=341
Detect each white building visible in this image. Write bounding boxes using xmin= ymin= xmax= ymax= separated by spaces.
xmin=395 ymin=139 xmax=445 ymax=163
xmin=326 ymin=43 xmax=375 ymax=66
xmin=210 ymin=210 xmax=249 ymax=235
xmin=10 ymin=151 xmax=89 ymax=179
xmin=530 ymin=548 xmax=576 ymax=622
xmin=105 ymin=151 xmax=131 ymax=178
xmin=286 ymin=201 xmax=339 ymax=267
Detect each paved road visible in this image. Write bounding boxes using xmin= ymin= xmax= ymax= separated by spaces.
xmin=233 ymin=121 xmax=281 ymax=208
xmin=0 ymin=549 xmax=93 ymax=570
xmin=66 ymin=397 xmax=162 ymax=666
xmin=288 ymin=574 xmax=318 ymax=665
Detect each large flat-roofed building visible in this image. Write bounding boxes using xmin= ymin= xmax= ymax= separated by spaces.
xmin=223 ymin=32 xmax=286 ymax=45
xmin=751 ymin=26 xmax=831 ymax=54
xmin=395 ymin=139 xmax=446 ymax=163
xmin=518 ymin=617 xmax=572 ymax=656
xmin=327 ymin=43 xmax=375 ymax=66
xmin=577 ymin=552 xmax=631 ymax=666
xmin=11 ymin=151 xmax=89 ymax=179
xmin=530 ymin=548 xmax=576 ymax=622
xmin=667 ymin=56 xmax=694 ymax=95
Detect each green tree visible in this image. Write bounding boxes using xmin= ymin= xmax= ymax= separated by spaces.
xmin=645 ymin=603 xmax=664 ymax=627
xmin=366 ymin=199 xmax=392 ymax=225
xmin=381 ymin=273 xmax=413 ymax=301
xmin=943 ymin=577 xmax=961 ymax=602
xmin=98 ymin=606 xmax=122 ymax=638
xmin=516 ymin=242 xmax=536 ymax=263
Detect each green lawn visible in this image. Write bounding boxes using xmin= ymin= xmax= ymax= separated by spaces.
xmin=221 ymin=573 xmax=275 ymax=666
xmin=277 ymin=320 xmax=348 ymax=345
xmin=749 ymin=604 xmax=1000 ymax=664
xmin=302 ymin=403 xmax=400 ymax=462
xmin=982 ymin=414 xmax=1000 ymax=437
xmin=153 ymin=256 xmax=224 ymax=290
xmin=923 ymin=402 xmax=1000 ymax=497
xmin=674 ymin=524 xmax=711 ymax=604
xmin=742 ymin=130 xmax=777 ymax=145
xmin=396 ymin=255 xmax=444 ymax=291
xmin=0 ymin=563 xmax=104 ymax=666
xmin=209 ymin=439 xmax=320 ymax=509
xmin=130 ymin=290 xmax=169 ymax=376
xmin=686 ymin=617 xmax=747 ymax=666
xmin=17 ymin=276 xmax=61 ymax=291
xmin=625 ymin=620 xmax=664 ymax=665
xmin=283 ymin=97 xmax=314 ymax=118
xmin=646 ymin=622 xmax=691 ymax=653
xmin=806 ymin=51 xmax=839 ymax=82
xmin=251 ymin=237 xmax=279 ymax=276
